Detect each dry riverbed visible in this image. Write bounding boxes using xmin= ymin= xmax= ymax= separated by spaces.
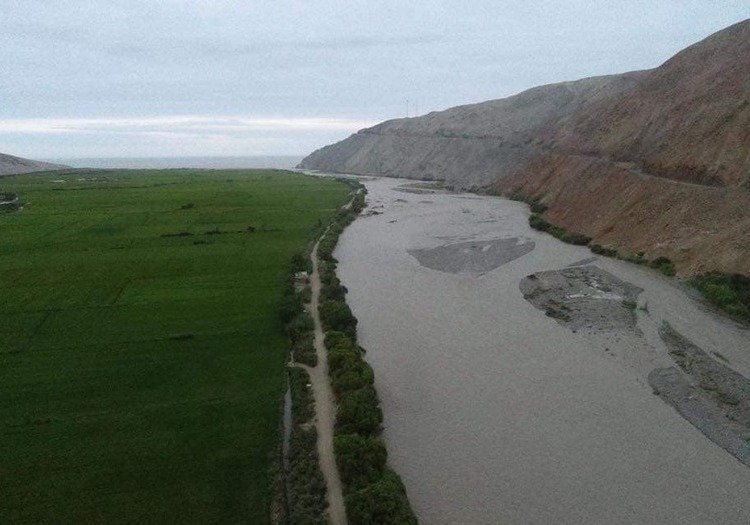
xmin=333 ymin=176 xmax=750 ymax=524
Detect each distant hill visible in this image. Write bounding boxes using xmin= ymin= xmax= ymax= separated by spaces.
xmin=0 ymin=152 xmax=68 ymax=176
xmin=299 ymin=19 xmax=750 ymax=276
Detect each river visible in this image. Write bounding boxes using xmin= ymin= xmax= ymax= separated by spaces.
xmin=334 ymin=176 xmax=750 ymax=524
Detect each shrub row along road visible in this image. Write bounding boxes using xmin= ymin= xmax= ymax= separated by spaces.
xmin=300 ymin=236 xmax=347 ymax=524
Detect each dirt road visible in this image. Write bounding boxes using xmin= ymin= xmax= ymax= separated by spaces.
xmin=302 ymin=237 xmax=347 ymax=524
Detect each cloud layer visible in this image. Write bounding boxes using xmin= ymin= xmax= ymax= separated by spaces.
xmin=0 ymin=116 xmax=375 ymax=135
xmin=0 ymin=116 xmax=375 ymax=158
xmin=1 ymin=1 xmax=748 ymax=158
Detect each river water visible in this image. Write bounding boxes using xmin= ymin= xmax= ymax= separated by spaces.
xmin=334 ymin=176 xmax=750 ymax=524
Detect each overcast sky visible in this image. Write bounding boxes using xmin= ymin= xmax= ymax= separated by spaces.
xmin=2 ymin=1 xmax=748 ymax=159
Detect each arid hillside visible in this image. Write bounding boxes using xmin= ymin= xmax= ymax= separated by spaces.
xmin=299 ymin=72 xmax=645 ymax=188
xmin=0 ymin=152 xmax=68 ymax=176
xmin=496 ymin=19 xmax=750 ymax=276
xmin=549 ymin=19 xmax=750 ymax=188
xmin=299 ymin=20 xmax=750 ymax=276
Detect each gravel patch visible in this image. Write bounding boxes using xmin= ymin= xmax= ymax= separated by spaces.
xmin=408 ymin=237 xmax=534 ymax=276
xmin=649 ymin=323 xmax=750 ymax=467
xmin=520 ymin=265 xmax=642 ymax=333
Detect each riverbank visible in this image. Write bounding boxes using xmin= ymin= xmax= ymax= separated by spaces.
xmin=281 ymin=180 xmax=415 ymax=523
xmin=335 ymin=176 xmax=750 ymax=524
xmin=316 ymin=188 xmax=416 ymax=524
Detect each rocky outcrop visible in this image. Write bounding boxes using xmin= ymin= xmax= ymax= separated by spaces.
xmin=0 ymin=153 xmax=68 ymax=176
xmin=299 ymin=20 xmax=750 ymax=276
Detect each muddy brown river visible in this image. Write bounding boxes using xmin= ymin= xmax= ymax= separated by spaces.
xmin=334 ymin=176 xmax=750 ymax=524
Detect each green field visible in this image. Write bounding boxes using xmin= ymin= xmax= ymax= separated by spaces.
xmin=0 ymin=169 xmax=349 ymax=523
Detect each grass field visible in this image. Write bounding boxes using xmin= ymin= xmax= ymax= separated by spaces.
xmin=0 ymin=169 xmax=349 ymax=523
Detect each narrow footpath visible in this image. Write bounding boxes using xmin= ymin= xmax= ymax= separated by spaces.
xmin=297 ymin=237 xmax=347 ymax=524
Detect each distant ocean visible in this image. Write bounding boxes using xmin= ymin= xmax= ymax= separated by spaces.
xmin=48 ymin=155 xmax=304 ymax=170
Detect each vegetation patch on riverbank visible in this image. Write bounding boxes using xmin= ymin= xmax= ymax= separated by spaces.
xmin=691 ymin=272 xmax=750 ymax=322
xmin=515 ymin=181 xmax=680 ymax=279
xmin=285 ymin=367 xmax=327 ymax=523
xmin=281 ymin=255 xmax=317 ymax=368
xmin=276 ymin=249 xmax=326 ymax=523
xmin=0 ymin=169 xmax=348 ymax=523
xmin=529 ymin=213 xmax=592 ymax=246
xmin=317 ymin=182 xmax=418 ymax=524
xmin=528 ymin=212 xmax=679 ymax=277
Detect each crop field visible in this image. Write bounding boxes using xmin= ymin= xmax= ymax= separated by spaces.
xmin=0 ymin=169 xmax=349 ymax=523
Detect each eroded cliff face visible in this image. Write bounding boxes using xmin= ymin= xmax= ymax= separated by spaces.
xmin=493 ymin=153 xmax=750 ymax=276
xmin=299 ymin=20 xmax=750 ymax=276
xmin=492 ymin=19 xmax=750 ymax=276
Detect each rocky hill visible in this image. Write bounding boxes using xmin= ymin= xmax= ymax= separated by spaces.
xmin=0 ymin=153 xmax=68 ymax=176
xmin=299 ymin=20 xmax=750 ymax=276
